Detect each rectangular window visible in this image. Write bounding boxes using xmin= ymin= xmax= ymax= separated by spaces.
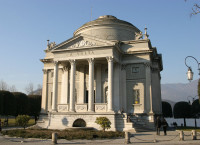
xmin=132 ymin=67 xmax=139 ymax=73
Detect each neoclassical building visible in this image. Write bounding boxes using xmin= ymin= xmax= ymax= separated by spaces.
xmin=38 ymin=15 xmax=163 ymax=131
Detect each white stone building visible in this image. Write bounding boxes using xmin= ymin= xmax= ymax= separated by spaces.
xmin=38 ymin=15 xmax=163 ymax=131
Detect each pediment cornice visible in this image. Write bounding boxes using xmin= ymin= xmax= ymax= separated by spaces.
xmin=52 ymin=34 xmax=117 ymax=52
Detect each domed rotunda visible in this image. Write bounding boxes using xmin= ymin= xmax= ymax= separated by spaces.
xmin=39 ymin=15 xmax=163 ymax=131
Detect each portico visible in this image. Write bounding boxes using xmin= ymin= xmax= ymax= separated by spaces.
xmin=50 ymin=56 xmax=114 ymax=113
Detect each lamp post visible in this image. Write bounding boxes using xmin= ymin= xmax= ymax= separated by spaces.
xmin=185 ymin=56 xmax=200 ymax=104
xmin=187 ymin=95 xmax=199 ymax=128
xmin=185 ymin=56 xmax=200 ymax=81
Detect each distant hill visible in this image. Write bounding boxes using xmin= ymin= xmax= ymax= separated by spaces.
xmin=161 ymin=79 xmax=198 ymax=103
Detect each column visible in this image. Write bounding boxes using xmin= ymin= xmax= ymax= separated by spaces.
xmin=96 ymin=64 xmax=102 ymax=103
xmin=52 ymin=61 xmax=58 ymax=112
xmin=88 ymin=58 xmax=94 ymax=112
xmin=107 ymin=57 xmax=113 ymax=112
xmin=41 ymin=69 xmax=48 ymax=113
xmin=60 ymin=66 xmax=69 ymax=104
xmin=69 ymin=60 xmax=76 ymax=112
xmin=78 ymin=66 xmax=85 ymax=104
xmin=145 ymin=62 xmax=153 ymax=113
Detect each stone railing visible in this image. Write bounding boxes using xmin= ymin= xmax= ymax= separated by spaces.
xmin=95 ymin=103 xmax=107 ymax=112
xmin=57 ymin=104 xmax=69 ymax=112
xmin=75 ymin=104 xmax=88 ymax=112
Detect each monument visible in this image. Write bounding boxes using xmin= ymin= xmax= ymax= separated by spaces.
xmin=38 ymin=15 xmax=163 ymax=131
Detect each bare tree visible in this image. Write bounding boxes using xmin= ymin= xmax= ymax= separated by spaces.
xmin=0 ymin=80 xmax=8 ymax=91
xmin=185 ymin=0 xmax=200 ymax=16
xmin=25 ymin=83 xmax=34 ymax=95
xmin=9 ymin=85 xmax=17 ymax=92
xmin=36 ymin=84 xmax=42 ymax=95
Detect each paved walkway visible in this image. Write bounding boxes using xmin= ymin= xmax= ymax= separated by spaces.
xmin=0 ymin=130 xmax=200 ymax=145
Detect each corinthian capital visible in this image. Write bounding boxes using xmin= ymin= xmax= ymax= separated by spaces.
xmin=87 ymin=58 xmax=94 ymax=64
xmin=42 ymin=69 xmax=48 ymax=74
xmin=69 ymin=59 xmax=76 ymax=65
xmin=54 ymin=61 xmax=59 ymax=66
xmin=106 ymin=56 xmax=113 ymax=62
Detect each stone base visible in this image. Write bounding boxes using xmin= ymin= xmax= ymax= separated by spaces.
xmin=37 ymin=112 xmax=155 ymax=132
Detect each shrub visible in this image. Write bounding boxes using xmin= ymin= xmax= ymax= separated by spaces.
xmin=16 ymin=115 xmax=30 ymax=129
xmin=95 ymin=117 xmax=111 ymax=131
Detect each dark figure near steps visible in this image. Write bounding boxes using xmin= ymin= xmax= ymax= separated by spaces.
xmin=155 ymin=116 xmax=161 ymax=135
xmin=162 ymin=119 xmax=168 ymax=135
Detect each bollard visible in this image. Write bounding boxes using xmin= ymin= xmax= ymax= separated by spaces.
xmin=125 ymin=132 xmax=130 ymax=144
xmin=179 ymin=131 xmax=184 ymax=141
xmin=191 ymin=130 xmax=197 ymax=140
xmin=52 ymin=132 xmax=57 ymax=144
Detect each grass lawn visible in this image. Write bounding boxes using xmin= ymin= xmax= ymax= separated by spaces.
xmin=1 ymin=129 xmax=124 ymax=140
xmin=1 ymin=118 xmax=35 ymax=127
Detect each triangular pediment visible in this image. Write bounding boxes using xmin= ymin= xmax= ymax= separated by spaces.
xmin=52 ymin=34 xmax=116 ymax=52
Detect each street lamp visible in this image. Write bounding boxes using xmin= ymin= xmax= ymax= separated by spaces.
xmin=187 ymin=95 xmax=199 ymax=128
xmin=185 ymin=56 xmax=200 ymax=81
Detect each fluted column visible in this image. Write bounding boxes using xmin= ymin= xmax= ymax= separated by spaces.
xmin=69 ymin=60 xmax=76 ymax=112
xmin=41 ymin=69 xmax=48 ymax=113
xmin=88 ymin=58 xmax=94 ymax=112
xmin=107 ymin=57 xmax=113 ymax=112
xmin=52 ymin=61 xmax=58 ymax=111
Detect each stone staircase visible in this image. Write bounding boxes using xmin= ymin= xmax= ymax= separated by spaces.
xmin=115 ymin=113 xmax=155 ymax=132
xmin=130 ymin=115 xmax=155 ymax=132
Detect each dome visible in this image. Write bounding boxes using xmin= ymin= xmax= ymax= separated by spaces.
xmin=74 ymin=15 xmax=141 ymax=41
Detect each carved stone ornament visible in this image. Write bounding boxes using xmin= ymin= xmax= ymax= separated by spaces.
xmin=46 ymin=42 xmax=56 ymax=51
xmin=135 ymin=32 xmax=143 ymax=40
xmin=96 ymin=105 xmax=105 ymax=110
xmin=69 ymin=40 xmax=96 ymax=48
xmin=95 ymin=104 xmax=107 ymax=112
xmin=77 ymin=106 xmax=86 ymax=110
xmin=58 ymin=105 xmax=68 ymax=112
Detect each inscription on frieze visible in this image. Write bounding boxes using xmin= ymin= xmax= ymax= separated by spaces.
xmin=69 ymin=40 xmax=96 ymax=48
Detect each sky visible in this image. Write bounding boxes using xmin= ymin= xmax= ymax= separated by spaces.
xmin=0 ymin=0 xmax=199 ymax=93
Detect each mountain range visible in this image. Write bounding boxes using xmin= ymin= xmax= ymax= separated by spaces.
xmin=161 ymin=79 xmax=199 ymax=104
